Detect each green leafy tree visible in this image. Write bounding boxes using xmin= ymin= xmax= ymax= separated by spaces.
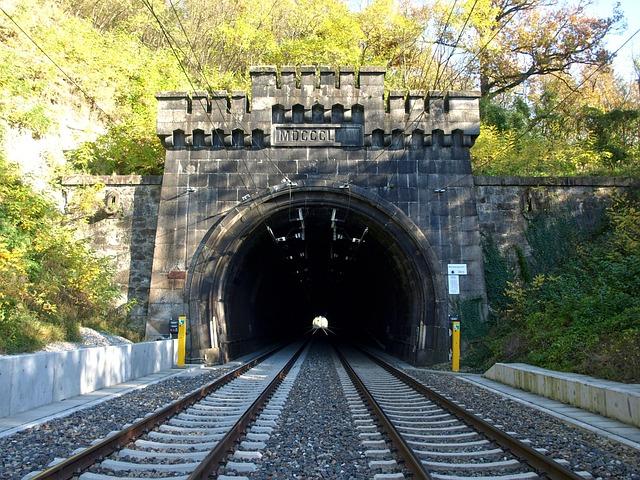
xmin=0 ymin=154 xmax=135 ymax=353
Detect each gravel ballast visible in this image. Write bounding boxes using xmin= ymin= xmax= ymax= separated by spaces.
xmin=3 ymin=342 xmax=638 ymax=479
xmin=38 ymin=327 xmax=132 ymax=353
xmin=403 ymin=367 xmax=640 ymax=479
xmin=254 ymin=341 xmax=374 ymax=479
xmin=0 ymin=367 xmax=232 ymax=480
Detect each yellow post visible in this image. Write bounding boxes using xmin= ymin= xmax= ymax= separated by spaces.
xmin=177 ymin=315 xmax=187 ymax=367
xmin=451 ymin=319 xmax=461 ymax=372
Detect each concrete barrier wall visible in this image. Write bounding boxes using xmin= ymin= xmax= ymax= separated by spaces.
xmin=0 ymin=340 xmax=177 ymax=418
xmin=485 ymin=363 xmax=640 ymax=428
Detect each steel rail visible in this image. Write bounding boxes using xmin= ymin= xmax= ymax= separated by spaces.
xmin=31 ymin=343 xmax=291 ymax=480
xmin=334 ymin=346 xmax=433 ymax=480
xmin=359 ymin=347 xmax=585 ymax=480
xmin=188 ymin=340 xmax=308 ymax=479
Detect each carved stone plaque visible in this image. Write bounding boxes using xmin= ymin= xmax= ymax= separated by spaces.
xmin=272 ymin=124 xmax=362 ymax=147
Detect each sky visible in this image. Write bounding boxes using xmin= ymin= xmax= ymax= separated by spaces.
xmin=593 ymin=0 xmax=640 ymax=81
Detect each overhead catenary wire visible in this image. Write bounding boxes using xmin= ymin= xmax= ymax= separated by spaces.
xmin=167 ymin=0 xmax=283 ymax=197
xmin=416 ymin=0 xmax=459 ymax=91
xmin=405 ymin=0 xmax=480 ymax=129
xmin=440 ymin=7 xmax=520 ymax=93
xmin=168 ymin=0 xmax=301 ymax=235
xmin=161 ymin=0 xmax=301 ymax=239
xmin=140 ymin=0 xmax=262 ymax=208
xmin=336 ymin=0 xmax=465 ymax=172
xmin=398 ymin=0 xmax=480 ymax=173
xmin=9 ymin=0 xmax=628 ymax=221
xmin=139 ymin=0 xmax=269 ymax=277
xmin=407 ymin=7 xmax=527 ymax=201
xmin=151 ymin=1 xmax=356 ymax=282
xmin=164 ymin=0 xmax=288 ymax=184
xmin=156 ymin=0 xmax=303 ymax=260
xmin=363 ymin=0 xmax=484 ymax=172
xmin=431 ymin=0 xmax=480 ymax=91
xmin=168 ymin=0 xmax=461 ymax=196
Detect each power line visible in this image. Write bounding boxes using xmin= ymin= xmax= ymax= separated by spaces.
xmin=431 ymin=0 xmax=479 ymax=91
xmin=508 ymin=26 xmax=640 ymax=153
xmin=440 ymin=7 xmax=519 ymax=93
xmin=164 ymin=0 xmax=289 ymax=196
xmin=401 ymin=0 xmax=479 ymax=159
xmin=353 ymin=1 xmax=466 ymax=176
xmin=162 ymin=0 xmax=288 ymax=186
xmin=167 ymin=0 xmax=214 ymax=92
xmin=140 ymin=0 xmax=198 ymax=98
xmin=143 ymin=0 xmax=292 ymax=235
xmin=0 ymin=7 xmax=115 ymax=123
xmin=140 ymin=0 xmax=260 ymax=201
xmin=416 ymin=0 xmax=458 ymax=91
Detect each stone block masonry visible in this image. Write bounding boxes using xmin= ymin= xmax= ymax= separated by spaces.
xmin=155 ymin=66 xmax=480 ymax=150
xmin=149 ymin=65 xmax=486 ymax=363
xmin=58 ymin=67 xmax=638 ymax=366
xmin=474 ymin=176 xmax=640 ymax=260
xmin=61 ymin=175 xmax=162 ymax=335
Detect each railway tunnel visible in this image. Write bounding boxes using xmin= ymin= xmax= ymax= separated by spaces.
xmin=149 ymin=66 xmax=485 ymax=366
xmin=187 ymin=186 xmax=446 ymax=365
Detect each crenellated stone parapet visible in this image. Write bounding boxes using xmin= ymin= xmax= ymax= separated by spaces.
xmin=156 ymin=66 xmax=480 ymax=150
xmin=149 ymin=65 xmax=486 ymax=363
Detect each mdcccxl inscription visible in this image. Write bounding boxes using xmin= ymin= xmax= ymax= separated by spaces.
xmin=272 ymin=124 xmax=362 ymax=147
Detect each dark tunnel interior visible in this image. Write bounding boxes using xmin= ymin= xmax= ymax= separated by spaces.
xmin=219 ymin=205 xmax=428 ymax=359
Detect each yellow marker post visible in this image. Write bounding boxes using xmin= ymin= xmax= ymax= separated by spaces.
xmin=451 ymin=319 xmax=461 ymax=372
xmin=177 ymin=315 xmax=187 ymax=367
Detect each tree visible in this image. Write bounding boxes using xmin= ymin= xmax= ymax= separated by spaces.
xmin=427 ymin=0 xmax=622 ymax=97
xmin=474 ymin=0 xmax=621 ymax=98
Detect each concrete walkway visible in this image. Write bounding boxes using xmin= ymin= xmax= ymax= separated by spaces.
xmin=458 ymin=373 xmax=640 ymax=450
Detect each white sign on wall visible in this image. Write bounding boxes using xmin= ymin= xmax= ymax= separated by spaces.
xmin=448 ymin=274 xmax=460 ymax=294
xmin=447 ymin=263 xmax=466 ymax=294
xmin=447 ymin=264 xmax=467 ymax=275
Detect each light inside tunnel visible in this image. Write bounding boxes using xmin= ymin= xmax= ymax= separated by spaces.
xmin=189 ymin=189 xmax=444 ymax=365
xmin=311 ymin=316 xmax=329 ymax=333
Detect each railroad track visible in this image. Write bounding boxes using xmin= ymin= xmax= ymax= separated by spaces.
xmin=335 ymin=346 xmax=588 ymax=480
xmin=28 ymin=341 xmax=307 ymax=480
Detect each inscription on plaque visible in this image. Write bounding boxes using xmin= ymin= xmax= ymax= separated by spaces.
xmin=272 ymin=124 xmax=362 ymax=147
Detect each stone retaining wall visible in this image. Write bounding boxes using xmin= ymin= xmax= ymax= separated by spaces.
xmin=61 ymin=175 xmax=162 ymax=334
xmin=474 ymin=176 xmax=640 ymax=258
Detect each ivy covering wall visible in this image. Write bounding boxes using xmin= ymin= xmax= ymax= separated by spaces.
xmin=470 ymin=194 xmax=640 ymax=382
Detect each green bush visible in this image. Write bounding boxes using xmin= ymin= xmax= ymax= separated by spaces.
xmin=0 ymin=155 xmax=137 ymax=353
xmin=474 ymin=194 xmax=640 ymax=382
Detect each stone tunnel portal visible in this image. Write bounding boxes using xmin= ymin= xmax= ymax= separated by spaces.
xmin=188 ymin=186 xmax=447 ymax=365
xmin=149 ymin=65 xmax=486 ymax=367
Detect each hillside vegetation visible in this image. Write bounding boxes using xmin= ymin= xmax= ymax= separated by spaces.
xmin=465 ymin=194 xmax=640 ymax=382
xmin=0 ymin=152 xmax=139 ymax=353
xmin=0 ymin=0 xmax=639 ymax=376
xmin=3 ymin=0 xmax=639 ymax=177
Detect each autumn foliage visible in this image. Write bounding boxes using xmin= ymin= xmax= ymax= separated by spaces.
xmin=0 ymin=153 xmax=136 ymax=353
xmin=1 ymin=0 xmax=639 ymax=367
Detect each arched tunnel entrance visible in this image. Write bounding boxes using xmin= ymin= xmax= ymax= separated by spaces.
xmin=187 ymin=186 xmax=447 ymax=365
